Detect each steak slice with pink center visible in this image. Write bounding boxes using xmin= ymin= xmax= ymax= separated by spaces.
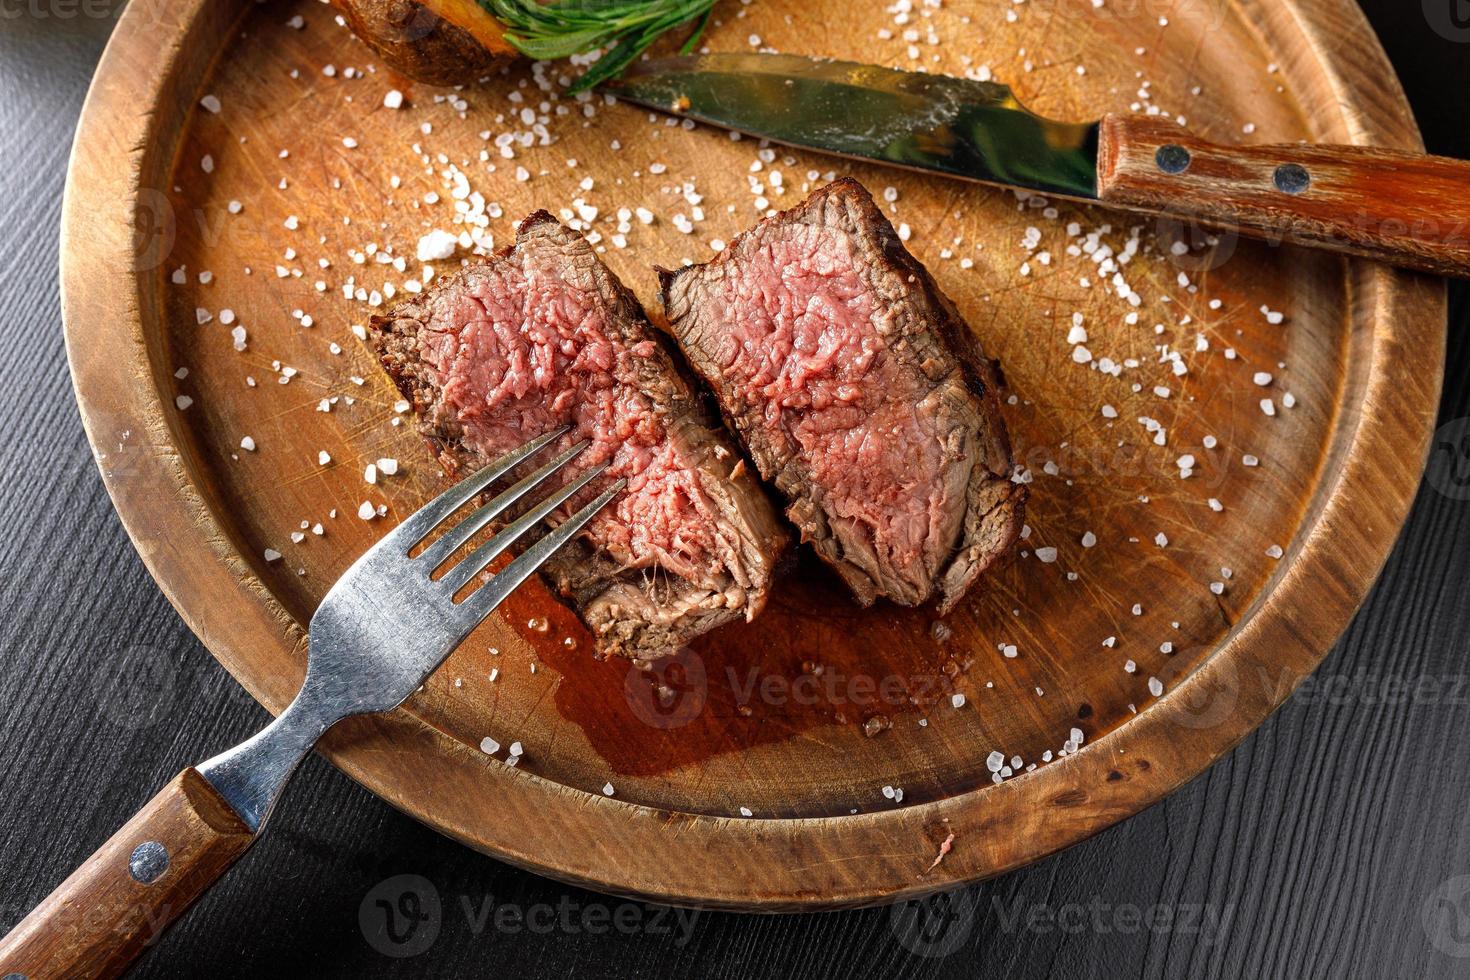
xmin=659 ymin=178 xmax=1025 ymax=612
xmin=370 ymin=212 xmax=786 ymax=660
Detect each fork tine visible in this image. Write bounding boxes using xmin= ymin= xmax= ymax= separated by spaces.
xmin=387 ymin=426 xmax=569 ymax=552
xmin=440 ymin=461 xmax=613 ymax=595
xmin=457 ymin=478 xmax=628 ymax=624
xmin=419 ymin=439 xmax=590 ymax=571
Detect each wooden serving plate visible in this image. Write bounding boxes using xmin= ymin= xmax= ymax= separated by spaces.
xmin=64 ymin=0 xmax=1443 ymax=908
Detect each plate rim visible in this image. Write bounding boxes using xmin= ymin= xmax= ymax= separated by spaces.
xmin=62 ymin=0 xmax=1446 ymax=909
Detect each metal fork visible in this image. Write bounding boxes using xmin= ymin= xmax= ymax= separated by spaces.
xmin=0 ymin=429 xmax=622 ymax=980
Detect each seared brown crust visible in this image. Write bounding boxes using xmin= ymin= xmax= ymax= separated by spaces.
xmin=659 ymin=178 xmax=1025 ymax=614
xmin=370 ymin=212 xmax=787 ymax=661
xmin=333 ymin=0 xmax=512 ymax=86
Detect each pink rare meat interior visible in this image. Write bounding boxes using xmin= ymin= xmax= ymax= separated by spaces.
xmin=371 ymin=213 xmax=785 ymax=660
xmin=660 ymin=178 xmax=1024 ymax=612
xmin=422 ymin=259 xmax=731 ymax=583
xmin=704 ymin=227 xmax=969 ymax=595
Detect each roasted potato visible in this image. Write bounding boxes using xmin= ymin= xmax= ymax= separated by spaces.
xmin=333 ymin=0 xmax=518 ymax=85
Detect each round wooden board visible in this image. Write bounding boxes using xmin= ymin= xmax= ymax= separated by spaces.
xmin=64 ymin=0 xmax=1444 ymax=908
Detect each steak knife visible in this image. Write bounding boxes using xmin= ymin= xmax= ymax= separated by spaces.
xmin=609 ymin=53 xmax=1470 ymax=278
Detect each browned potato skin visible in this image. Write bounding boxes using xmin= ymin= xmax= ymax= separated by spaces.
xmin=333 ymin=0 xmax=519 ymax=85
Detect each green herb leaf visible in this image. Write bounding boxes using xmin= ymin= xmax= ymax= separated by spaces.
xmin=481 ymin=0 xmax=719 ymax=92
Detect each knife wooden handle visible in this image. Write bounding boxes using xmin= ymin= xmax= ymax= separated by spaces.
xmin=0 ymin=768 xmax=255 ymax=980
xmin=1096 ymin=113 xmax=1470 ymax=278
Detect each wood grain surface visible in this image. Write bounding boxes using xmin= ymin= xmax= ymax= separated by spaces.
xmin=0 ymin=769 xmax=254 ymax=980
xmin=1097 ymin=113 xmax=1470 ymax=277
xmin=4 ymin=1 xmax=1470 ymax=977
xmin=56 ymin=0 xmax=1445 ymax=908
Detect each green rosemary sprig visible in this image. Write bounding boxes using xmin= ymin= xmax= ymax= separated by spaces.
xmin=481 ymin=0 xmax=719 ymax=92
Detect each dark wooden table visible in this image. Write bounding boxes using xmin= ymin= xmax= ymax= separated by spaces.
xmin=3 ymin=3 xmax=1468 ymax=977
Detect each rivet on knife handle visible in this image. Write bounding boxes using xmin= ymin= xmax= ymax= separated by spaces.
xmin=1096 ymin=113 xmax=1470 ymax=278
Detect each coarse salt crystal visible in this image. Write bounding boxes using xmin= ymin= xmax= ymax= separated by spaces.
xmin=416 ymin=230 xmax=458 ymax=262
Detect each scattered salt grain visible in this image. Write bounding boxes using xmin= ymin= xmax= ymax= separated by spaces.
xmin=417 ymin=230 xmax=458 ymax=262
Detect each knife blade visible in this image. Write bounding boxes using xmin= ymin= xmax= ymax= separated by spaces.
xmin=609 ymin=53 xmax=1470 ymax=278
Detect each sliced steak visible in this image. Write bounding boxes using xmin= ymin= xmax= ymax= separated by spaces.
xmin=370 ymin=212 xmax=787 ymax=661
xmin=659 ymin=178 xmax=1025 ymax=613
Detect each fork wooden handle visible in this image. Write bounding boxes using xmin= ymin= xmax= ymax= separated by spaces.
xmin=0 ymin=768 xmax=255 ymax=980
xmin=1097 ymin=113 xmax=1470 ymax=278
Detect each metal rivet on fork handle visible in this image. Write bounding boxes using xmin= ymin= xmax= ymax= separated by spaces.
xmin=128 ymin=840 xmax=170 ymax=884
